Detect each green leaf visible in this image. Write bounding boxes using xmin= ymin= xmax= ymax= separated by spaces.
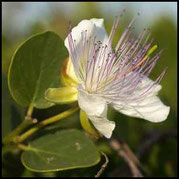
xmin=21 ymin=129 xmax=100 ymax=172
xmin=45 ymin=86 xmax=78 ymax=104
xmin=8 ymin=31 xmax=68 ymax=109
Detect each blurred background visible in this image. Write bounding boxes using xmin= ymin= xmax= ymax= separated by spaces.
xmin=2 ymin=2 xmax=177 ymax=177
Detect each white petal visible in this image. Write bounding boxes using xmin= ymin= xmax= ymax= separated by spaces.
xmin=78 ymin=85 xmax=115 ymax=138
xmin=90 ymin=18 xmax=104 ymax=27
xmin=112 ymin=96 xmax=170 ymax=122
xmin=136 ymin=76 xmax=162 ymax=97
xmin=111 ymin=77 xmax=170 ymax=122
xmin=64 ymin=18 xmax=108 ymax=55
xmin=77 ymin=85 xmax=107 ymax=117
xmin=66 ymin=57 xmax=79 ymax=83
xmin=89 ymin=116 xmax=115 ymax=138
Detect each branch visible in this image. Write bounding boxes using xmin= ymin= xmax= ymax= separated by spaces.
xmin=3 ymin=104 xmax=35 ymax=145
xmin=15 ymin=106 xmax=79 ymax=143
xmin=109 ymin=139 xmax=143 ymax=177
xmin=95 ymin=152 xmax=109 ymax=177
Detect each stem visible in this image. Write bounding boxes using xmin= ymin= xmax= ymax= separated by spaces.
xmin=17 ymin=144 xmax=30 ymax=151
xmin=26 ymin=103 xmax=34 ymax=118
xmin=16 ymin=106 xmax=79 ymax=143
xmin=3 ymin=119 xmax=33 ymax=144
xmin=3 ymin=104 xmax=35 ymax=145
xmin=95 ymin=152 xmax=109 ymax=177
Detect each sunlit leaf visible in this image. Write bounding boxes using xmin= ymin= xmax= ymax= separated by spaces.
xmin=8 ymin=31 xmax=68 ymax=109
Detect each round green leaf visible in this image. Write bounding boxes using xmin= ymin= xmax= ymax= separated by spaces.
xmin=8 ymin=31 xmax=68 ymax=109
xmin=21 ymin=129 xmax=100 ymax=172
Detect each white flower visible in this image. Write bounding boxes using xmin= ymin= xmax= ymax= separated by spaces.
xmin=45 ymin=15 xmax=170 ymax=139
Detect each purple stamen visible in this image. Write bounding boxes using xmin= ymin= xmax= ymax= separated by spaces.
xmin=67 ymin=12 xmax=167 ymax=104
